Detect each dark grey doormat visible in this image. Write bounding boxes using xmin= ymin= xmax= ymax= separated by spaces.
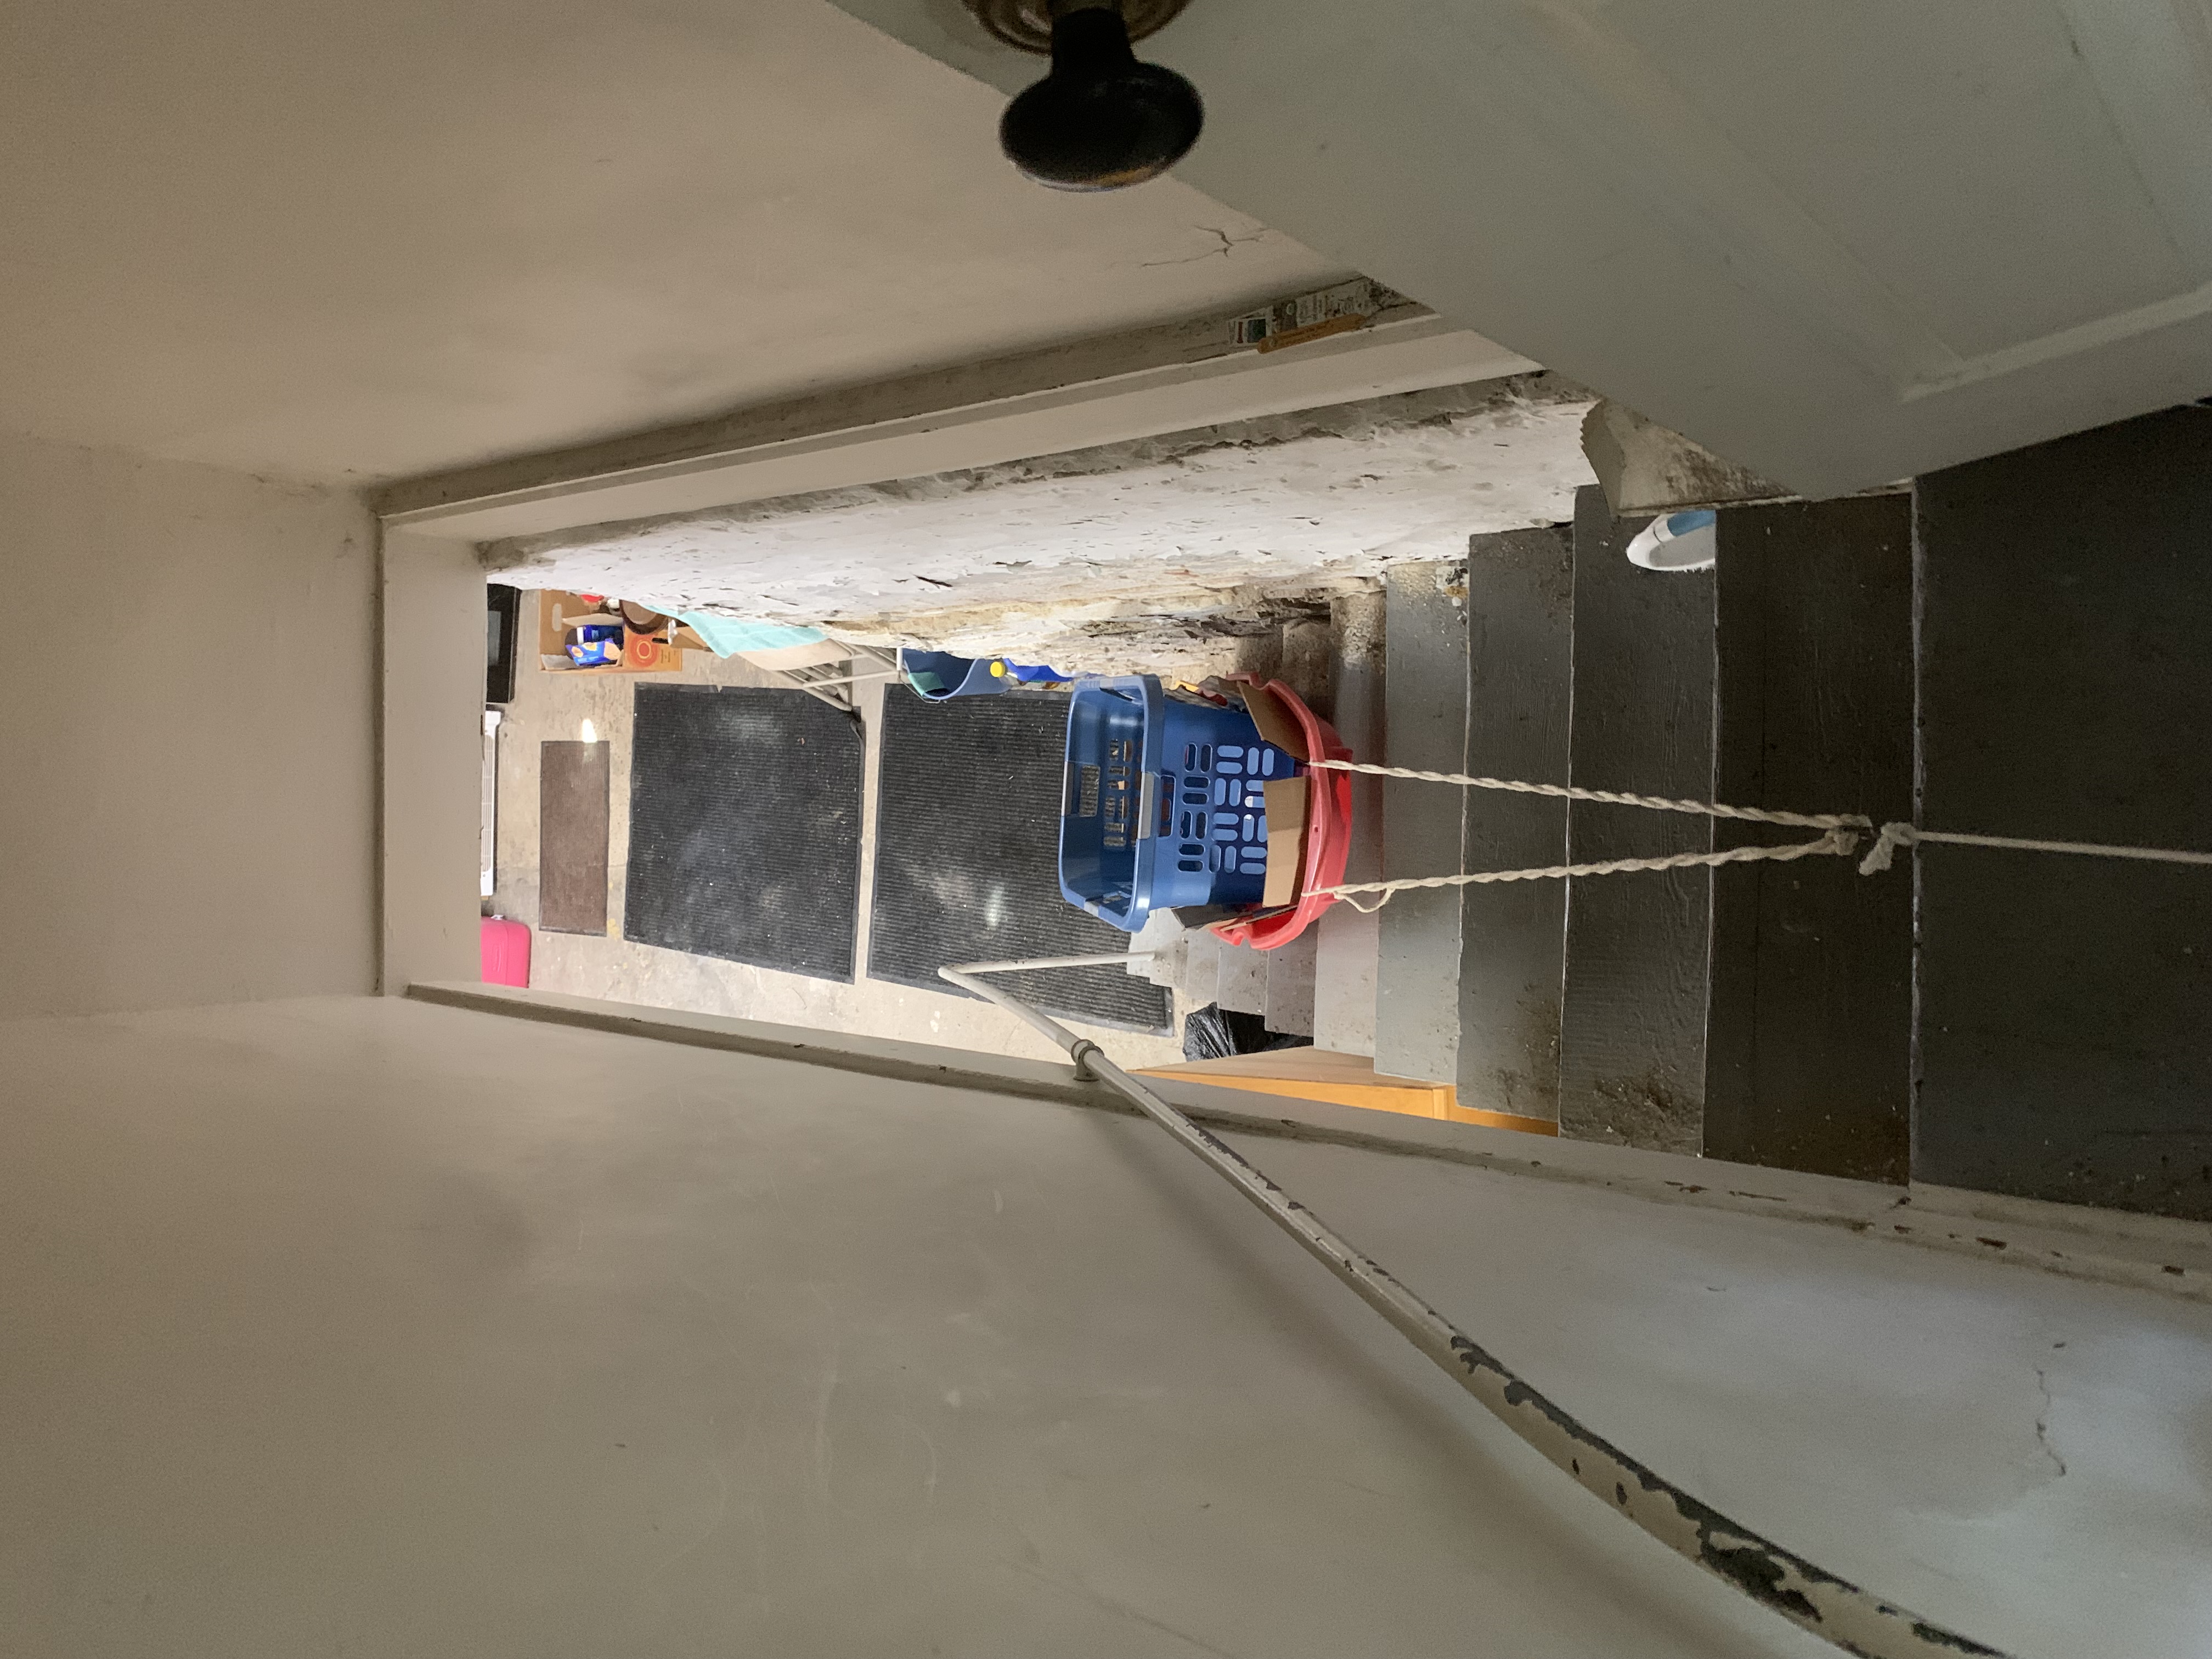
xmin=539 ymin=740 xmax=610 ymax=935
xmin=626 ymin=685 xmax=863 ymax=981
xmin=870 ymin=687 xmax=1171 ymax=1034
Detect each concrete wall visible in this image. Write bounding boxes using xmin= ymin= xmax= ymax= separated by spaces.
xmin=0 ymin=435 xmax=376 ymax=1017
xmin=482 ymin=376 xmax=1594 ymax=675
xmin=2 ymin=994 xmax=2204 ymax=1658
xmin=1915 ymin=408 xmax=2212 ymax=1221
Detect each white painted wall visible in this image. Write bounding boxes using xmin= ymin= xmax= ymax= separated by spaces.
xmin=0 ymin=0 xmax=1344 ymax=484
xmin=836 ymin=0 xmax=2212 ymax=496
xmin=0 ymin=435 xmax=376 ymax=1017
xmin=2 ymin=994 xmax=2204 ymax=1657
xmin=381 ymin=528 xmax=489 ymax=994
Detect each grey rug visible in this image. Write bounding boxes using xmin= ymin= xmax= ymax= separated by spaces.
xmin=868 ymin=687 xmax=1170 ymax=1034
xmin=625 ymin=685 xmax=863 ymax=981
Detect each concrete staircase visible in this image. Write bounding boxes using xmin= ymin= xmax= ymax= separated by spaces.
xmin=1370 ymin=488 xmax=1909 ymax=1162
xmin=1358 ymin=408 xmax=2210 ymax=1223
xmin=1135 ymin=411 xmax=2207 ymax=1225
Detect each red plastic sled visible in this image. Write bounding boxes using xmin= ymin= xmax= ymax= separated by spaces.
xmin=1209 ymin=675 xmax=1356 ymax=951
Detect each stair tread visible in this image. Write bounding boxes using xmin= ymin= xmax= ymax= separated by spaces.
xmin=1453 ymin=524 xmax=1574 ymax=1122
xmin=1373 ymin=562 xmax=1469 ymax=1086
xmin=1556 ymin=488 xmax=1713 ymax=1155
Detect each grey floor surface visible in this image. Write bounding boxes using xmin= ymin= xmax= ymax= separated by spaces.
xmin=489 ymin=644 xmax=1188 ymax=1069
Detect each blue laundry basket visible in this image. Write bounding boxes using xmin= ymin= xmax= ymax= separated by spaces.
xmin=1058 ymin=676 xmax=1301 ymax=932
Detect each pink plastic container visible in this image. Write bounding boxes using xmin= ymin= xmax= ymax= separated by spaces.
xmin=479 ymin=918 xmax=532 ymax=988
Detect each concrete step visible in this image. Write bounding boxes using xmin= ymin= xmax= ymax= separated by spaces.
xmin=1123 ymin=916 xmax=1313 ymax=1038
xmin=1264 ymin=612 xmax=1331 ymax=1042
xmin=1373 ymin=561 xmax=1470 ymax=1085
xmin=1125 ymin=910 xmax=1216 ymax=1034
xmin=1372 ymin=535 xmax=1577 ymax=1114
xmin=1178 ymin=927 xmax=1220 ymax=1009
xmin=1555 ymin=487 xmax=1716 ymax=1154
xmin=1312 ymin=906 xmax=1378 ymax=1056
xmin=1338 ymin=428 xmax=2199 ymax=1222
xmin=1910 ymin=409 xmax=2212 ymax=1222
xmin=1453 ymin=524 xmax=1574 ymax=1121
xmin=1215 ymin=940 xmax=1270 ymax=1017
xmin=1313 ymin=590 xmax=1385 ymax=1058
xmin=1363 ymin=499 xmax=1898 ymax=1160
xmin=1263 ymin=928 xmax=1318 ymax=1037
xmin=1703 ymin=493 xmax=1913 ymax=1184
xmin=1549 ymin=488 xmax=1913 ymax=1177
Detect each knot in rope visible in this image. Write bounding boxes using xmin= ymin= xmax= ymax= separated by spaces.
xmin=1859 ymin=822 xmax=1917 ymax=874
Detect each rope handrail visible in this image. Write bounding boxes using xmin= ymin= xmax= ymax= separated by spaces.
xmin=1304 ymin=757 xmax=2212 ymax=908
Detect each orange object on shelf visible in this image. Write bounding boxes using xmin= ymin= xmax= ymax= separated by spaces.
xmin=623 ymin=629 xmax=679 ymax=671
xmin=535 ymin=590 xmax=696 ymax=675
xmin=1135 ymin=1048 xmax=1558 ymax=1135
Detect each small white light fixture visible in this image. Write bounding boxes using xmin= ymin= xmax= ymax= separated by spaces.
xmin=580 ymin=719 xmax=599 ymax=744
xmin=1625 ymin=509 xmax=1718 ymax=572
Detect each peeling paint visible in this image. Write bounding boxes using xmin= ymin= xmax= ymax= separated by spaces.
xmin=482 ymin=375 xmax=1595 ymax=671
xmin=955 ymin=962 xmax=2015 ymax=1659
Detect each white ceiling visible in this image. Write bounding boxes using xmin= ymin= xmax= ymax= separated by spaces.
xmin=835 ymin=0 xmax=2212 ymax=496
xmin=0 ymin=0 xmax=1345 ymax=483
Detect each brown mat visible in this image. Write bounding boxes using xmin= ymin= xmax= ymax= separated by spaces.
xmin=539 ymin=740 xmax=610 ymax=934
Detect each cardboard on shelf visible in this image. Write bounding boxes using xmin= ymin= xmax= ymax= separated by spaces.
xmin=535 ymin=590 xmax=701 ymax=674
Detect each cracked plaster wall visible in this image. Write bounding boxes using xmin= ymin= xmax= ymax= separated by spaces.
xmin=483 ymin=374 xmax=1596 ymax=673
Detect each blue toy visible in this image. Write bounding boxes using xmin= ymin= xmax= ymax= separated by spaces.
xmin=901 ymin=648 xmax=1068 ymax=701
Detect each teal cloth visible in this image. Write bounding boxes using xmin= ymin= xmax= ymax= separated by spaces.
xmin=677 ymin=614 xmax=827 ymax=659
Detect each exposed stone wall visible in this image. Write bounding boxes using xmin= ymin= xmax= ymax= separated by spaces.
xmin=483 ymin=374 xmax=1595 ymax=674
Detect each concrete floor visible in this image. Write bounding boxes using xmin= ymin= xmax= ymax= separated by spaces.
xmin=490 ymin=639 xmax=1189 ymax=1069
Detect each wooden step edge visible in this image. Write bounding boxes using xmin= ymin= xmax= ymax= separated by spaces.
xmin=1136 ymin=1051 xmax=1558 ymax=1136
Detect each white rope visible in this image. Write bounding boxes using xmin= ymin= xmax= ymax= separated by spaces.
xmin=1323 ymin=830 xmax=1859 ymax=913
xmin=1306 ymin=757 xmax=1867 ymax=831
xmin=1858 ymin=822 xmax=2212 ymax=875
xmin=1304 ymin=758 xmax=2212 ymax=910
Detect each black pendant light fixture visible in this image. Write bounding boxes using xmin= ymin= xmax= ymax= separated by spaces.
xmin=969 ymin=0 xmax=1204 ymax=191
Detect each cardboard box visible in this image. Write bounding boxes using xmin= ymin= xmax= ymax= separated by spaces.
xmin=1260 ymin=776 xmax=1308 ymax=908
xmin=1240 ymin=681 xmax=1312 ymax=761
xmin=535 ymin=590 xmax=695 ymax=675
xmin=1243 ymin=682 xmax=1315 ymax=909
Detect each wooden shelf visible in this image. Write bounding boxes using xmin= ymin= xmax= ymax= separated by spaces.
xmin=1137 ymin=1049 xmax=1557 ymax=1136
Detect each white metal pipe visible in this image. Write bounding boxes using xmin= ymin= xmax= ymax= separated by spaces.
xmin=941 ymin=955 xmax=2006 ymax=1659
xmin=945 ymin=951 xmax=1140 ymax=975
xmin=939 ymin=953 xmax=1142 ymax=1079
